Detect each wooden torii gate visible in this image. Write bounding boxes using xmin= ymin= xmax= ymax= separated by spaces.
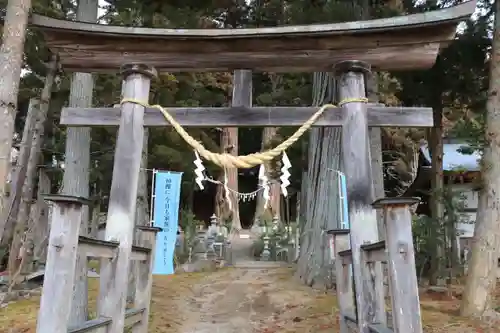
xmin=30 ymin=1 xmax=475 ymax=333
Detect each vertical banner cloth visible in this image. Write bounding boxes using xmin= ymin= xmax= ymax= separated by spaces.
xmin=339 ymin=172 xmax=349 ymax=229
xmin=152 ymin=171 xmax=183 ymax=275
xmin=330 ymin=171 xmax=350 ymax=261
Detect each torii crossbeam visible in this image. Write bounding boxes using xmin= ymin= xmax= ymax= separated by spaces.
xmin=28 ymin=1 xmax=475 ymax=128
xmin=60 ymin=104 xmax=432 ymax=128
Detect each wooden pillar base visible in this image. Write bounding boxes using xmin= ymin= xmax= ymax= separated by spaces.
xmin=37 ymin=195 xmax=90 ymax=333
xmin=133 ymin=226 xmax=162 ymax=333
xmin=98 ymin=63 xmax=157 ymax=333
xmin=328 ymin=228 xmax=353 ymax=333
xmin=121 ymin=63 xmax=158 ymax=79
xmin=373 ymin=197 xmax=423 ymax=333
xmin=334 ymin=60 xmax=385 ymax=332
xmin=334 ymin=60 xmax=371 ymax=76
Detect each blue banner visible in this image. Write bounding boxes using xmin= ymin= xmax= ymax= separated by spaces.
xmin=153 ymin=171 xmax=183 ymax=275
xmin=339 ymin=173 xmax=349 ymax=229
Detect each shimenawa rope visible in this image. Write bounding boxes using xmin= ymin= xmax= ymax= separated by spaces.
xmin=120 ymin=97 xmax=368 ymax=169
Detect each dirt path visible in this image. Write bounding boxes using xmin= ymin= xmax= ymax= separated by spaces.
xmin=149 ymin=230 xmax=339 ymax=333
xmin=147 ymin=230 xmax=497 ymax=333
xmin=180 ymin=268 xmax=281 ymax=333
xmin=171 ymin=266 xmax=339 ymax=333
xmin=151 ymin=265 xmax=500 ymax=333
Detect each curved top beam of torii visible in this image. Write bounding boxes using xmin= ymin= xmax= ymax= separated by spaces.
xmin=29 ymin=1 xmax=476 ymax=72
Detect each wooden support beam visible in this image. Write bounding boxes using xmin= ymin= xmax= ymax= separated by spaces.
xmin=338 ymin=249 xmax=353 ymax=265
xmin=77 ymin=236 xmax=150 ymax=260
xmin=133 ymin=226 xmax=162 ymax=333
xmin=36 ymin=195 xmax=90 ymax=333
xmin=344 ymin=313 xmax=357 ymax=323
xmin=78 ymin=236 xmax=118 ymax=258
xmin=336 ymin=60 xmax=383 ymax=333
xmin=360 ymin=241 xmax=387 ymax=326
xmin=43 ymin=44 xmax=443 ymax=72
xmin=66 ymin=309 xmax=146 ymax=333
xmin=97 ymin=63 xmax=157 ymax=333
xmin=131 ymin=245 xmax=151 ymax=260
xmin=368 ymin=323 xmax=393 ymax=333
xmin=328 ymin=229 xmax=353 ymax=333
xmin=125 ymin=308 xmax=145 ymax=328
xmin=60 ymin=105 xmax=433 ymax=128
xmin=67 ymin=317 xmax=111 ymax=333
xmin=373 ymin=197 xmax=423 ymax=333
xmin=360 ymin=241 xmax=387 ymax=263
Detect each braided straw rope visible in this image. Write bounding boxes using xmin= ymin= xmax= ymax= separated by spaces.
xmin=120 ymin=98 xmax=368 ymax=169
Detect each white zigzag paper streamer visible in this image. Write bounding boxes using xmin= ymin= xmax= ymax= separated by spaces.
xmin=193 ymin=151 xmax=205 ymax=190
xmin=223 ymin=169 xmax=232 ymax=211
xmin=280 ymin=152 xmax=291 ymax=197
xmin=258 ymin=164 xmax=270 ymax=209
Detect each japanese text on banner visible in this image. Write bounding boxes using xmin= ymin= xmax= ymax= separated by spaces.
xmin=152 ymin=171 xmax=183 ymax=275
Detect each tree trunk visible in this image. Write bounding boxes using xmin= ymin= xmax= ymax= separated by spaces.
xmin=255 ymin=127 xmax=281 ymax=222
xmin=128 ymin=129 xmax=149 ymax=301
xmin=220 ymin=70 xmax=250 ymax=230
xmin=296 ymin=72 xmax=341 ymax=289
xmin=0 ymin=0 xmax=32 ymax=222
xmin=298 ymin=139 xmax=308 ymax=230
xmin=62 ymin=0 xmax=98 ymax=324
xmin=360 ymin=0 xmax=385 ymax=239
xmin=90 ymin=201 xmax=100 ymax=238
xmin=32 ymin=169 xmax=51 ymax=264
xmin=296 ymin=127 xmax=341 ymax=288
xmin=215 ymin=180 xmax=228 ymax=222
xmin=8 ymin=57 xmax=58 ymax=281
xmin=64 ymin=87 xmax=92 ymax=322
xmin=255 ymin=73 xmax=283 ymax=222
xmin=444 ymin=185 xmax=460 ymax=279
xmin=429 ymin=98 xmax=445 ymax=286
xmin=135 ymin=130 xmax=149 ymax=229
xmin=367 ymin=73 xmax=385 ymax=239
xmin=0 ymin=99 xmax=36 ymax=246
xmin=460 ymin=0 xmax=500 ymax=317
xmin=220 ymin=127 xmax=241 ymax=229
xmin=6 ymin=148 xmax=19 ymax=196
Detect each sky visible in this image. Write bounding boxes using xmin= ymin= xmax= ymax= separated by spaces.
xmin=97 ymin=0 xmax=106 ymax=21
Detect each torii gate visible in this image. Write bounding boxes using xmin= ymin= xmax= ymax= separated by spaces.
xmin=30 ymin=2 xmax=475 ymax=333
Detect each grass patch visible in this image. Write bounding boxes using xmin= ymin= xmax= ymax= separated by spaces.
xmin=148 ymin=272 xmax=207 ymax=333
xmin=0 ymin=273 xmax=206 ymax=333
xmin=0 ymin=278 xmax=100 ymax=332
xmin=88 ymin=260 xmax=100 ymax=272
xmin=418 ymin=290 xmax=500 ymax=333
